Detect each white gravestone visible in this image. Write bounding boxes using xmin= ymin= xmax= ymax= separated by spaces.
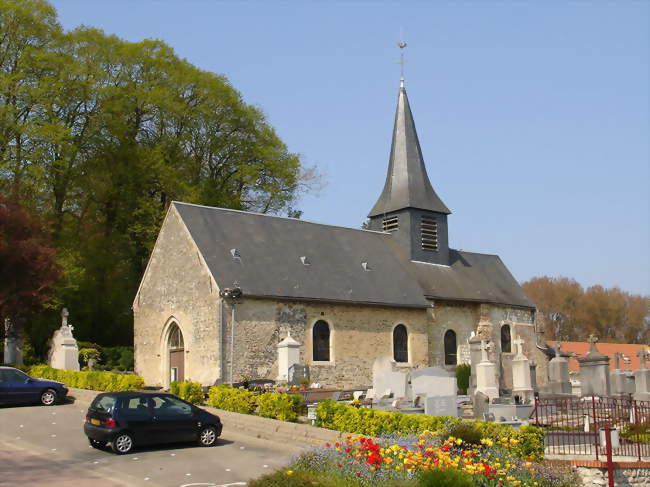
xmin=3 ymin=318 xmax=22 ymax=365
xmin=634 ymin=350 xmax=650 ymax=401
xmin=276 ymin=331 xmax=300 ymax=382
xmin=372 ymin=356 xmax=408 ymax=399
xmin=511 ymin=337 xmax=533 ymax=403
xmin=410 ymin=366 xmax=457 ymax=397
xmin=47 ymin=308 xmax=80 ymax=371
xmin=476 ymin=340 xmax=499 ymax=401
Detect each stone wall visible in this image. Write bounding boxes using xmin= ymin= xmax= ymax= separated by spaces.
xmin=133 ymin=205 xmax=221 ymax=388
xmin=576 ymin=466 xmax=650 ymax=487
xmin=227 ymin=299 xmax=429 ymax=389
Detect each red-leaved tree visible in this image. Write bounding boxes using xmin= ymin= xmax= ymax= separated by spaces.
xmin=0 ymin=192 xmax=60 ymax=335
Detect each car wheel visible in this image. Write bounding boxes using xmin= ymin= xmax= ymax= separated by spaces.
xmin=40 ymin=389 xmax=57 ymax=406
xmin=111 ymin=433 xmax=134 ymax=454
xmin=198 ymin=425 xmax=218 ymax=447
xmin=88 ymin=438 xmax=106 ymax=449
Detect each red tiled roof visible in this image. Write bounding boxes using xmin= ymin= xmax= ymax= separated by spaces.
xmin=558 ymin=341 xmax=650 ymax=373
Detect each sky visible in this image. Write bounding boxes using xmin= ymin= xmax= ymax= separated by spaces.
xmin=49 ymin=1 xmax=649 ymax=296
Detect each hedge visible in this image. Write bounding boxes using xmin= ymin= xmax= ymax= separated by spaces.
xmin=206 ymin=385 xmax=303 ymax=422
xmin=170 ymin=380 xmax=204 ymax=404
xmin=27 ymin=365 xmax=144 ymax=392
xmin=315 ymin=401 xmax=544 ymax=460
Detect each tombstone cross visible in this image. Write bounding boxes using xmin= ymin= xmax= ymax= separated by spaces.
xmin=513 ymin=336 xmax=525 ymax=357
xmin=637 ymin=349 xmax=649 ymax=370
xmin=480 ymin=340 xmax=490 ymax=363
xmin=614 ymin=352 xmax=623 ymax=370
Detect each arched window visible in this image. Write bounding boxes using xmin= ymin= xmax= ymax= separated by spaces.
xmin=169 ymin=323 xmax=184 ymax=350
xmin=393 ymin=324 xmax=408 ymax=363
xmin=313 ymin=320 xmax=330 ymax=362
xmin=444 ymin=329 xmax=457 ymax=365
xmin=501 ymin=324 xmax=511 ymax=353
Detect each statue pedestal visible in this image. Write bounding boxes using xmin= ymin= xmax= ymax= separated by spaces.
xmin=476 ymin=360 xmax=499 ymax=401
xmin=48 ymin=328 xmax=80 ymax=371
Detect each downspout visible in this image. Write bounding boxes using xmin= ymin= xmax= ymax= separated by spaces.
xmin=219 ymin=297 xmax=224 ymax=383
xmin=229 ymin=304 xmax=236 ymax=384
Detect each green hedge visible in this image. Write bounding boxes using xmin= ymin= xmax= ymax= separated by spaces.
xmin=315 ymin=401 xmax=544 ymax=460
xmin=206 ymin=385 xmax=303 ymax=422
xmin=257 ymin=391 xmax=303 ymax=422
xmin=207 ymin=385 xmax=257 ymax=414
xmin=27 ymin=365 xmax=144 ymax=392
xmin=170 ymin=380 xmax=204 ymax=404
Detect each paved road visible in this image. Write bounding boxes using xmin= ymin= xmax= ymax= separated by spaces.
xmin=0 ymin=399 xmax=301 ymax=487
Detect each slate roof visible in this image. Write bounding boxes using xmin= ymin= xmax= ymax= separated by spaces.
xmin=368 ymin=83 xmax=451 ymax=217
xmin=174 ymin=202 xmax=535 ymax=309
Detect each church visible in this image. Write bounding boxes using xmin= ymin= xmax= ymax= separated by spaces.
xmin=133 ymin=77 xmax=546 ymax=391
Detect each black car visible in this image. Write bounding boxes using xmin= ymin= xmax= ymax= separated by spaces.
xmin=84 ymin=391 xmax=223 ymax=454
xmin=0 ymin=366 xmax=68 ymax=406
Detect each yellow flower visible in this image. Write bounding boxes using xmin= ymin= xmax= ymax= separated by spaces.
xmin=455 ymin=438 xmax=463 ymax=445
xmin=480 ymin=438 xmax=494 ymax=447
xmin=286 ymin=470 xmax=294 ymax=476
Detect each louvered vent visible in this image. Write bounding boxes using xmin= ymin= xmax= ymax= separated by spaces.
xmin=421 ymin=216 xmax=438 ymax=251
xmin=382 ymin=216 xmax=399 ymax=233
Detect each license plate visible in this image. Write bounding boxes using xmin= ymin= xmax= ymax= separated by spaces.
xmin=91 ymin=418 xmax=100 ymax=425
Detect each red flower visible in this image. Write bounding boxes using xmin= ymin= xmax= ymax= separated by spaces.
xmin=344 ymin=447 xmax=352 ymax=453
xmin=335 ymin=442 xmax=341 ymax=448
xmin=325 ymin=442 xmax=331 ymax=448
xmin=355 ymin=472 xmax=361 ymax=477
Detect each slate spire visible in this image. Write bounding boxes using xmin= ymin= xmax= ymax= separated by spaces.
xmin=368 ymin=81 xmax=451 ymax=217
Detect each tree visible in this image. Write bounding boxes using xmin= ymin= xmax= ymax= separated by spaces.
xmin=522 ymin=276 xmax=649 ymax=343
xmin=0 ymin=0 xmax=320 ymax=347
xmin=0 ymin=191 xmax=60 ymax=335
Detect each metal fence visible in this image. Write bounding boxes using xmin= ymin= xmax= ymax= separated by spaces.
xmin=532 ymin=396 xmax=650 ymax=461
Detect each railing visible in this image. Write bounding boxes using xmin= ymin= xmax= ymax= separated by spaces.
xmin=532 ymin=396 xmax=650 ymax=461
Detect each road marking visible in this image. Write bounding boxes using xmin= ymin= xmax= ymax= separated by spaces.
xmin=144 ymin=478 xmax=150 ymax=481
xmin=19 ymin=425 xmax=23 ymax=428
xmin=51 ymin=434 xmax=56 ymax=437
xmin=93 ymin=461 xmax=99 ymax=464
xmin=16 ymin=437 xmax=20 ymax=440
xmin=239 ymin=446 xmax=245 ymax=450
xmin=263 ymin=465 xmax=268 ymax=468
xmin=51 ymin=448 xmax=57 ymax=451
xmin=186 ymin=473 xmax=192 ymax=476
xmin=170 ymin=453 xmax=176 ymax=456
xmin=225 ymin=469 xmax=231 ymax=472
xmin=52 ymin=422 xmax=56 ymax=425
xmin=133 ymin=457 xmax=139 ymax=460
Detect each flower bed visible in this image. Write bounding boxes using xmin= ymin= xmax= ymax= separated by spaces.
xmin=316 ymin=400 xmax=544 ymax=461
xmin=250 ymin=433 xmax=577 ymax=487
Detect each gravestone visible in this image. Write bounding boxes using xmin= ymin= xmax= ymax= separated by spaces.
xmin=410 ymin=366 xmax=457 ymax=398
xmin=548 ymin=343 xmax=572 ymax=394
xmin=511 ymin=337 xmax=533 ymax=403
xmin=578 ymin=335 xmax=610 ymax=397
xmin=3 ymin=318 xmax=22 ymax=365
xmin=475 ymin=340 xmax=499 ymax=400
xmin=633 ymin=350 xmax=650 ymax=401
xmin=277 ymin=331 xmax=300 ymax=382
xmin=372 ymin=356 xmax=408 ymax=399
xmin=473 ymin=391 xmax=490 ymax=420
xmin=468 ymin=335 xmax=483 ymax=396
xmin=424 ymin=395 xmax=458 ymax=417
xmin=288 ymin=364 xmax=310 ymax=386
xmin=47 ymin=308 xmax=80 ymax=371
xmin=609 ymin=352 xmax=628 ymax=396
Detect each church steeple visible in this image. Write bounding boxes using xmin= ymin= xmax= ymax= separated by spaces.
xmin=368 ymin=71 xmax=452 ymax=266
xmin=368 ymin=80 xmax=450 ymax=217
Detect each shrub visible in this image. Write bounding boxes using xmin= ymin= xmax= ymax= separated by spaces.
xmin=442 ymin=421 xmax=483 ymax=446
xmin=79 ymin=348 xmax=101 ymax=367
xmin=170 ymin=380 xmax=204 ymax=404
xmin=248 ymin=469 xmax=355 ymax=487
xmin=455 ymin=364 xmax=470 ymax=395
xmin=316 ymin=400 xmax=457 ymax=437
xmin=207 ymin=385 xmax=257 ymax=414
xmin=418 ymin=468 xmax=474 ymax=487
xmin=256 ymin=392 xmax=303 ymax=422
xmin=27 ymin=365 xmax=144 ymax=392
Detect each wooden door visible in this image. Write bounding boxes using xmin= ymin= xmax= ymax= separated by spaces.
xmin=170 ymin=349 xmax=185 ymax=382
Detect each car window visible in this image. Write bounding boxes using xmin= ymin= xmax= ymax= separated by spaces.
xmin=1 ymin=369 xmax=29 ymax=382
xmin=91 ymin=395 xmax=116 ymax=413
xmin=119 ymin=397 xmax=151 ymax=417
xmin=151 ymin=395 xmax=193 ymax=416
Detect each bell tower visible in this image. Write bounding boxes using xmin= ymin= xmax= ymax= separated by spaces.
xmin=368 ymin=53 xmax=451 ymax=265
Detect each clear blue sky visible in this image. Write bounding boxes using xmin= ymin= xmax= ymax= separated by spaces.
xmin=50 ymin=1 xmax=649 ymax=296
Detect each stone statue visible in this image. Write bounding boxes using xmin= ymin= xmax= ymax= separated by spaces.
xmin=47 ymin=307 xmax=80 ymax=371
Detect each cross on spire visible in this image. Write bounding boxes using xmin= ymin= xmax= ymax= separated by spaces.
xmin=398 ymin=41 xmax=407 ymax=87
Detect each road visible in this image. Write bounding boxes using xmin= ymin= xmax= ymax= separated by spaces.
xmin=0 ymin=398 xmax=302 ymax=487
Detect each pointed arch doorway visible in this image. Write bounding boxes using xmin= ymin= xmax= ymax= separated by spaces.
xmin=168 ymin=323 xmax=185 ymax=383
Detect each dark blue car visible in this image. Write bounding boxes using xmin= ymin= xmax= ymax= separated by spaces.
xmin=0 ymin=366 xmax=68 ymax=406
